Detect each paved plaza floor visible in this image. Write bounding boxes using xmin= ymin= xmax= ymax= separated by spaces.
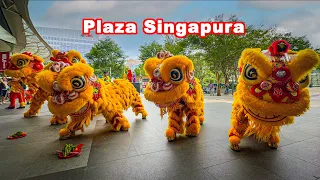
xmin=0 ymin=93 xmax=320 ymax=180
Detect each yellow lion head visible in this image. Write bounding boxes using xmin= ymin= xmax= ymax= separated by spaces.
xmin=143 ymin=50 xmax=196 ymax=107
xmin=236 ymin=40 xmax=320 ymax=123
xmin=37 ymin=49 xmax=87 ymax=93
xmin=4 ymin=52 xmax=44 ymax=79
xmin=47 ymin=63 xmax=97 ymax=116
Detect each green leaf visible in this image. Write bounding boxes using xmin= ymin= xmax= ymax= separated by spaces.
xmin=85 ymin=37 xmax=127 ymax=78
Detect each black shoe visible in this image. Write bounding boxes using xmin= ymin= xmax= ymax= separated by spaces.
xmin=6 ymin=106 xmax=15 ymax=109
xmin=17 ymin=106 xmax=25 ymax=109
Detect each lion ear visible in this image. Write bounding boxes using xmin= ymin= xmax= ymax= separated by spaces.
xmin=51 ymin=49 xmax=60 ymax=57
xmin=80 ymin=58 xmax=87 ymax=64
xmin=185 ymin=57 xmax=195 ymax=81
xmin=32 ymin=55 xmax=44 ymax=62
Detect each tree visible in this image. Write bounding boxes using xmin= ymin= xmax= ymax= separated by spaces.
xmin=163 ymin=35 xmax=190 ymax=55
xmin=188 ymin=52 xmax=211 ymax=84
xmin=134 ymin=64 xmax=146 ymax=77
xmin=183 ymin=14 xmax=280 ymax=95
xmin=138 ymin=41 xmax=163 ymax=62
xmin=85 ymin=37 xmax=127 ymax=78
xmin=269 ymin=30 xmax=313 ymax=51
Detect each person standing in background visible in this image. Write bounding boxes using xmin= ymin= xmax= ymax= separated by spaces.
xmin=101 ymin=71 xmax=111 ymax=82
xmin=127 ymin=69 xmax=133 ymax=82
xmin=0 ymin=77 xmax=8 ymax=104
xmin=132 ymin=72 xmax=136 ymax=83
xmin=209 ymin=83 xmax=214 ymax=96
xmin=225 ymin=82 xmax=230 ymax=95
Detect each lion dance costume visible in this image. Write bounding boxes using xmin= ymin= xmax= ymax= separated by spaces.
xmin=33 ymin=49 xmax=88 ymax=125
xmin=4 ymin=52 xmax=45 ymax=109
xmin=228 ymin=40 xmax=320 ymax=151
xmin=37 ymin=63 xmax=148 ymax=139
xmin=144 ymin=50 xmax=204 ymax=141
xmin=6 ymin=78 xmax=25 ymax=109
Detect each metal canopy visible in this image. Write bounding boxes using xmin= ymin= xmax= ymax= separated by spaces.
xmin=0 ymin=0 xmax=52 ymax=60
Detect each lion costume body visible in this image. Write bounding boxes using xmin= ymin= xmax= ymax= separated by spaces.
xmin=4 ymin=52 xmax=45 ymax=109
xmin=144 ymin=51 xmax=204 ymax=141
xmin=39 ymin=63 xmax=148 ymax=139
xmin=228 ymin=40 xmax=320 ymax=151
xmin=33 ymin=49 xmax=87 ymax=125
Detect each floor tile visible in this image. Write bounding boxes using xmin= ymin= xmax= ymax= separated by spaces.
xmin=242 ymin=149 xmax=320 ymax=180
xmin=206 ymin=158 xmax=281 ymax=180
xmin=279 ymin=137 xmax=320 ymax=167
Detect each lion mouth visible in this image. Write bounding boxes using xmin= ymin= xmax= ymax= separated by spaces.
xmin=243 ymin=106 xmax=287 ymax=122
xmin=52 ymin=90 xmax=79 ymax=105
xmin=150 ymin=80 xmax=174 ymax=92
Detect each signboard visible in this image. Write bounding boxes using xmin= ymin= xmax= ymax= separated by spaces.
xmin=0 ymin=52 xmax=10 ymax=72
xmin=142 ymin=77 xmax=149 ymax=89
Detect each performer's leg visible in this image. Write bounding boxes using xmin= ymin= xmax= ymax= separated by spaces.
xmin=268 ymin=127 xmax=281 ymax=149
xmin=228 ymin=106 xmax=249 ymax=151
xmin=24 ymin=88 xmax=49 ymax=118
xmin=166 ymin=108 xmax=184 ymax=141
xmin=185 ymin=110 xmax=201 ymax=137
xmin=17 ymin=92 xmax=25 ymax=108
xmin=131 ymin=92 xmax=148 ymax=119
xmin=6 ymin=92 xmax=17 ymax=109
xmin=102 ymin=109 xmax=130 ymax=131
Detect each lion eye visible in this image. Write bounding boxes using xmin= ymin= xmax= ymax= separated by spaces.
xmin=16 ymin=59 xmax=29 ymax=67
xmin=72 ymin=57 xmax=80 ymax=63
xmin=71 ymin=76 xmax=86 ymax=91
xmin=170 ymin=68 xmax=183 ymax=82
xmin=244 ymin=64 xmax=258 ymax=80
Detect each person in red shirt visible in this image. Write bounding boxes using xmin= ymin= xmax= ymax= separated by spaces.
xmin=127 ymin=69 xmax=133 ymax=82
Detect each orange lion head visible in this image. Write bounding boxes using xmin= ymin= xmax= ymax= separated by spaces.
xmin=235 ymin=40 xmax=320 ymax=124
xmin=37 ymin=49 xmax=87 ymax=93
xmin=4 ymin=52 xmax=44 ymax=79
xmin=143 ymin=50 xmax=196 ymax=107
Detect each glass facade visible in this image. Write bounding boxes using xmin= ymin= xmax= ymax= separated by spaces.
xmin=36 ymin=27 xmax=101 ymax=62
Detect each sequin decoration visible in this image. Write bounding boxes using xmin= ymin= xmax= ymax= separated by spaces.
xmin=286 ymin=82 xmax=300 ymax=92
xmin=276 ymin=70 xmax=286 ymax=78
xmin=260 ymin=81 xmax=272 ymax=90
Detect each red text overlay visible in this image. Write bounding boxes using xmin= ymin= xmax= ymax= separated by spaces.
xmin=82 ymin=18 xmax=246 ymax=38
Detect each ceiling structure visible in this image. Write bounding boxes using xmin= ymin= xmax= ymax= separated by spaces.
xmin=0 ymin=0 xmax=52 ymax=60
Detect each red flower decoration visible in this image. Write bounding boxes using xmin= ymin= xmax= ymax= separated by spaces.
xmin=271 ymin=67 xmax=291 ymax=81
xmin=250 ymin=84 xmax=267 ymax=97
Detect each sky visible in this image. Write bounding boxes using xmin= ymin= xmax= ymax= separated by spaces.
xmin=28 ymin=0 xmax=320 ymax=60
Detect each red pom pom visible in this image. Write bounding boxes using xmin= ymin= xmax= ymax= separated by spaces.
xmin=33 ymin=62 xmax=44 ymax=71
